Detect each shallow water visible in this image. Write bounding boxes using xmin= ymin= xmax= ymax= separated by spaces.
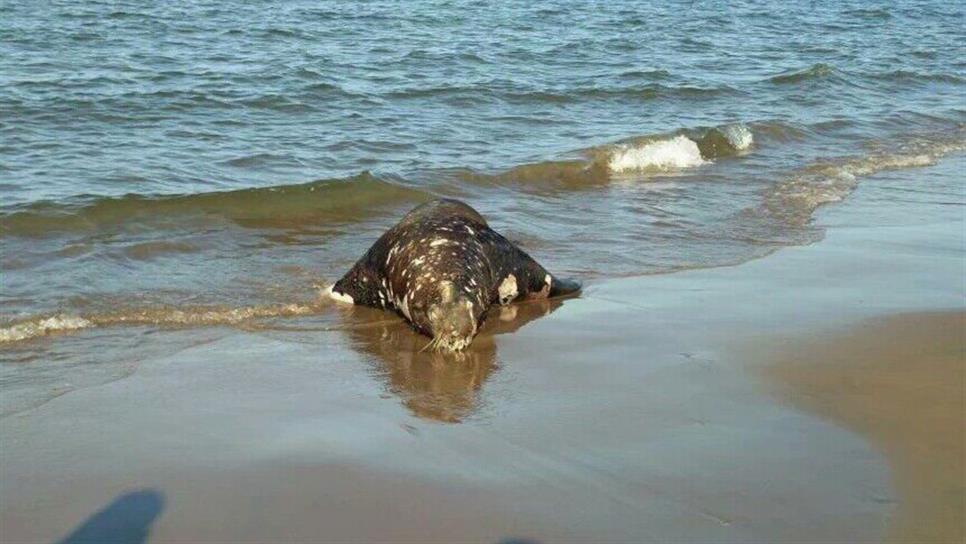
xmin=1 ymin=1 xmax=964 ymax=348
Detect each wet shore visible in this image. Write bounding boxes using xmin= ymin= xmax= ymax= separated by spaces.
xmin=1 ymin=160 xmax=963 ymax=543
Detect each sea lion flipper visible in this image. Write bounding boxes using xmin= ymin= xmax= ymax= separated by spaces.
xmin=549 ymin=276 xmax=582 ymax=297
xmin=493 ymin=239 xmax=579 ymax=301
xmin=329 ymin=260 xmax=383 ymax=307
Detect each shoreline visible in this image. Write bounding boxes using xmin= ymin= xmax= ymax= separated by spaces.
xmin=1 ymin=159 xmax=963 ymax=542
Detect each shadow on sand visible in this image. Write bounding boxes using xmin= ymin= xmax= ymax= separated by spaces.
xmin=341 ymin=297 xmax=567 ymax=423
xmin=57 ymin=489 xmax=164 ymax=544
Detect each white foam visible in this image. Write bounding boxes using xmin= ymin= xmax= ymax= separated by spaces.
xmin=836 ymin=153 xmax=935 ymax=177
xmin=608 ymin=135 xmax=707 ymax=173
xmin=0 ymin=314 xmax=93 ymax=344
xmin=769 ymin=136 xmax=966 ymax=221
xmin=722 ymin=123 xmax=754 ymax=150
xmin=0 ymin=302 xmax=324 ymax=345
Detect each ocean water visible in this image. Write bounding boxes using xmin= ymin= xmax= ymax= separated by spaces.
xmin=1 ymin=1 xmax=964 ymax=358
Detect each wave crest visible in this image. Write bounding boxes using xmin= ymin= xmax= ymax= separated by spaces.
xmin=769 ymin=63 xmax=836 ymax=84
xmin=607 ymin=135 xmax=708 ymax=173
xmin=606 ymin=123 xmax=753 ymax=174
xmin=695 ymin=123 xmax=754 ymax=159
xmin=0 ymin=172 xmax=430 ymax=237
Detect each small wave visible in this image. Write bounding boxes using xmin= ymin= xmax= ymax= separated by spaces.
xmin=606 ymin=123 xmax=754 ymax=174
xmin=0 ymin=302 xmax=325 ymax=345
xmin=842 ymin=8 xmax=891 ymax=19
xmin=694 ymin=124 xmax=754 ymax=159
xmin=122 ymin=241 xmax=200 ymax=261
xmin=765 ymin=134 xmax=966 ymax=224
xmin=0 ymin=172 xmax=430 ymax=237
xmin=607 ymin=135 xmax=708 ymax=173
xmin=384 ymin=83 xmax=735 ymax=105
xmin=618 ymin=69 xmax=672 ymax=80
xmin=386 ymin=85 xmax=492 ymax=100
xmin=239 ymin=93 xmax=314 ymax=112
xmin=260 ymin=27 xmax=302 ymax=38
xmin=454 ymin=123 xmax=757 ymax=186
xmin=0 ymin=315 xmax=93 ymax=344
xmin=769 ymin=63 xmax=836 ymax=84
xmin=89 ymin=303 xmax=321 ymax=327
xmin=219 ymin=152 xmax=303 ymax=168
xmin=722 ymin=124 xmax=754 ymax=150
xmin=574 ymin=84 xmax=736 ymax=101
xmin=106 ymin=10 xmax=141 ymax=19
xmin=868 ymin=70 xmax=963 ymax=85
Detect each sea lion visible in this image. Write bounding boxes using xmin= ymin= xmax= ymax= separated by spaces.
xmin=328 ymin=199 xmax=580 ymax=351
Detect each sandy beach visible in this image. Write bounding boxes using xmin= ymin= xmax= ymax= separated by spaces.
xmin=1 ymin=156 xmax=962 ymax=543
xmin=764 ymin=311 xmax=964 ymax=543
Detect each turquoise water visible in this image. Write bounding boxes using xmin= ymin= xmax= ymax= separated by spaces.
xmin=1 ymin=1 xmax=964 ymax=345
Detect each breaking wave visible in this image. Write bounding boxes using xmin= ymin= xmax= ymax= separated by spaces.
xmin=606 ymin=123 xmax=754 ymax=173
xmin=0 ymin=301 xmax=327 ymax=344
xmin=604 ymin=123 xmax=754 ymax=174
xmin=607 ymin=135 xmax=708 ymax=173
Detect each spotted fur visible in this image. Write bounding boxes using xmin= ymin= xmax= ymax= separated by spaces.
xmin=330 ymin=199 xmax=580 ymax=349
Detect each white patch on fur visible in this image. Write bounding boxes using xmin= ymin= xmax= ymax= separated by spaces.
xmin=544 ymin=274 xmax=552 ymax=288
xmin=430 ymin=238 xmax=450 ymax=247
xmin=498 ymin=274 xmax=518 ymax=305
xmin=327 ymin=285 xmax=354 ymax=304
xmin=462 ymin=300 xmax=478 ymax=336
xmin=397 ymin=296 xmax=411 ymax=320
xmin=465 ymin=225 xmax=475 ymax=235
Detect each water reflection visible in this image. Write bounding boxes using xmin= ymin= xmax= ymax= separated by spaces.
xmin=341 ymin=298 xmax=566 ymax=423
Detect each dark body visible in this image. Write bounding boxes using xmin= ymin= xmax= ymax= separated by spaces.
xmin=330 ymin=199 xmax=579 ymax=350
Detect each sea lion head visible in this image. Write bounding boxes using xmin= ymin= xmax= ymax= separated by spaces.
xmin=424 ymin=281 xmax=478 ymax=352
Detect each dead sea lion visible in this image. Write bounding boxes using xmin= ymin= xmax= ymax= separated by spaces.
xmin=328 ymin=199 xmax=580 ymax=351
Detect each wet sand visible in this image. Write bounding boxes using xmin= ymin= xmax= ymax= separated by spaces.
xmin=763 ymin=311 xmax=965 ymax=543
xmin=1 ymin=163 xmax=964 ymax=543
